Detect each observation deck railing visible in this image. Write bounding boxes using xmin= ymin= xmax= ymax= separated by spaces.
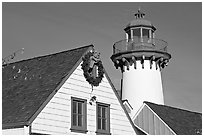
xmin=113 ymin=37 xmax=168 ymax=55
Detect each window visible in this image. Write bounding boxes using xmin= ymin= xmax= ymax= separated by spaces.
xmin=133 ymin=28 xmax=141 ymax=37
xmin=142 ymin=29 xmax=150 ymax=38
xmin=96 ymin=102 xmax=111 ymax=135
xmin=71 ymin=97 xmax=87 ymax=133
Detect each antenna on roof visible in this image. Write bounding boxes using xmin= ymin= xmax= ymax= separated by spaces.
xmin=2 ymin=48 xmax=24 ymax=65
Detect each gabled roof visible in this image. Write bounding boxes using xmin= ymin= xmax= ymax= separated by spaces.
xmin=2 ymin=45 xmax=93 ymax=129
xmin=144 ymin=101 xmax=202 ymax=135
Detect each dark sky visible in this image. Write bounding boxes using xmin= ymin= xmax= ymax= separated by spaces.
xmin=2 ymin=2 xmax=202 ymax=112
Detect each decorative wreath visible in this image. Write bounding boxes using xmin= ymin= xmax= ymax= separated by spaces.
xmin=81 ymin=52 xmax=104 ymax=87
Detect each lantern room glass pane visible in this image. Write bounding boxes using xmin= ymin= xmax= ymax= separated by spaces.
xmin=127 ymin=30 xmax=131 ymax=40
xmin=133 ymin=28 xmax=141 ymax=37
xmin=142 ymin=29 xmax=149 ymax=39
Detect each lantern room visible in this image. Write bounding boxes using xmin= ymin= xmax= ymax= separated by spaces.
xmin=124 ymin=9 xmax=156 ymax=41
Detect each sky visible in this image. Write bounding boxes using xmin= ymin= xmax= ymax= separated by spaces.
xmin=2 ymin=2 xmax=202 ymax=113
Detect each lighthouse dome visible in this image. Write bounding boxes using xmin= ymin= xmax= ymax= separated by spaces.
xmin=124 ymin=9 xmax=156 ymax=32
xmin=126 ymin=18 xmax=152 ymax=27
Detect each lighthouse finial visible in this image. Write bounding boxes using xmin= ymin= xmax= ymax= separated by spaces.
xmin=134 ymin=8 xmax=145 ymax=19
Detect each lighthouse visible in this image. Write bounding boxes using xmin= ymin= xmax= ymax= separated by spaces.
xmin=111 ymin=10 xmax=171 ymax=117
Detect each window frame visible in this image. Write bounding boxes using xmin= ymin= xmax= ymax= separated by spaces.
xmin=96 ymin=102 xmax=111 ymax=135
xmin=70 ymin=97 xmax=88 ymax=133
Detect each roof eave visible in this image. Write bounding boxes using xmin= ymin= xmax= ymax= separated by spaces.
xmin=2 ymin=122 xmax=28 ymax=129
xmin=124 ymin=25 xmax=156 ymax=32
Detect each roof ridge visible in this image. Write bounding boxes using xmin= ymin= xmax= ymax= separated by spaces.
xmin=144 ymin=101 xmax=202 ymax=115
xmin=2 ymin=44 xmax=93 ymax=66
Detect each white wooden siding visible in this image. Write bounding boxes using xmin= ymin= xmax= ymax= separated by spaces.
xmin=134 ymin=105 xmax=175 ymax=135
xmin=31 ymin=63 xmax=135 ymax=135
xmin=2 ymin=128 xmax=24 ymax=135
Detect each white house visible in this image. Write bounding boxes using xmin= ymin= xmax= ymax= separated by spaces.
xmin=2 ymin=45 xmax=145 ymax=135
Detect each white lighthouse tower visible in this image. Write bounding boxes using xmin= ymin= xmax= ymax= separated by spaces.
xmin=111 ymin=10 xmax=171 ymax=117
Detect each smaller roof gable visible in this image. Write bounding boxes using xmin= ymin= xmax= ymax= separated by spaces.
xmin=2 ymin=45 xmax=93 ymax=128
xmin=144 ymin=101 xmax=202 ymax=135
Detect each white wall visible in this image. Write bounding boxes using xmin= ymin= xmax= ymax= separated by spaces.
xmin=122 ymin=60 xmax=164 ymax=117
xmin=2 ymin=127 xmax=25 ymax=135
xmin=31 ymin=62 xmax=136 ymax=135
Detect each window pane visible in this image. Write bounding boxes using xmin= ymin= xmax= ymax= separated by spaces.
xmin=73 ymin=114 xmax=77 ymax=126
xmin=98 ymin=106 xmax=101 ymax=118
xmin=78 ymin=102 xmax=82 ymax=114
xmin=73 ymin=101 xmax=77 ymax=113
xmin=143 ymin=29 xmax=149 ymax=38
xmin=127 ymin=30 xmax=131 ymax=39
xmin=98 ymin=118 xmax=101 ymax=129
xmin=133 ymin=29 xmax=140 ymax=37
xmin=102 ymin=107 xmax=106 ymax=118
xmin=102 ymin=119 xmax=106 ymax=130
xmin=78 ymin=115 xmax=83 ymax=127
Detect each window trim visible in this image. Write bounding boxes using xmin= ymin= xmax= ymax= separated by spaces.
xmin=70 ymin=97 xmax=88 ymax=133
xmin=96 ymin=102 xmax=111 ymax=135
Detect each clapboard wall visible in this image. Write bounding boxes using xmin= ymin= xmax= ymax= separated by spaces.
xmin=31 ymin=62 xmax=135 ymax=135
xmin=134 ymin=104 xmax=175 ymax=135
xmin=2 ymin=128 xmax=25 ymax=135
xmin=2 ymin=126 xmax=30 ymax=135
